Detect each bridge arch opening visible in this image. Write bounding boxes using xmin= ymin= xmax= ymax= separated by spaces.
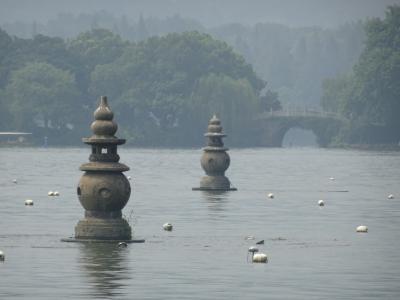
xmin=282 ymin=127 xmax=318 ymax=148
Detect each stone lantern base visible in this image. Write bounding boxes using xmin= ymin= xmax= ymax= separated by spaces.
xmin=192 ymin=175 xmax=237 ymax=191
xmin=74 ymin=216 xmax=132 ymax=240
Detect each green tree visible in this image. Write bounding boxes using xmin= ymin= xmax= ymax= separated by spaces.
xmin=68 ymin=29 xmax=127 ymax=100
xmin=90 ymin=31 xmax=266 ymax=146
xmin=321 ymin=5 xmax=400 ymax=144
xmin=5 ymin=62 xmax=80 ymax=133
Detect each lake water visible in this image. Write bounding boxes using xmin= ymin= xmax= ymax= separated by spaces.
xmin=1 ymin=147 xmax=400 ymax=299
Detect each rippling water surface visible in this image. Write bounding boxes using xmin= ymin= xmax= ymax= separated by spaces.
xmin=1 ymin=147 xmax=400 ymax=299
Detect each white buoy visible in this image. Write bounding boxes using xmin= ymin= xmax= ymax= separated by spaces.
xmin=24 ymin=199 xmax=34 ymax=206
xmin=127 ymin=176 xmax=132 ymax=180
xmin=54 ymin=191 xmax=60 ymax=196
xmin=356 ymin=225 xmax=368 ymax=233
xmin=163 ymin=223 xmax=173 ymax=231
xmin=0 ymin=250 xmax=4 ymax=261
xmin=117 ymin=242 xmax=128 ymax=248
xmin=329 ymin=177 xmax=335 ymax=181
xmin=12 ymin=179 xmax=17 ymax=184
xmin=48 ymin=191 xmax=54 ymax=196
xmin=388 ymin=194 xmax=394 ymax=199
xmin=252 ymin=253 xmax=268 ymax=263
xmin=318 ymin=200 xmax=325 ymax=206
xmin=267 ymin=193 xmax=274 ymax=199
xmin=245 ymin=235 xmax=255 ymax=240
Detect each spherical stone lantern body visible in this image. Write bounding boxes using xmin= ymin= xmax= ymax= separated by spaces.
xmin=77 ymin=172 xmax=131 ymax=212
xmin=200 ymin=150 xmax=230 ymax=175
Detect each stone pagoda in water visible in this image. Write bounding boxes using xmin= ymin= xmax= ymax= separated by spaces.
xmin=193 ymin=115 xmax=237 ymax=191
xmin=65 ymin=96 xmax=142 ymax=242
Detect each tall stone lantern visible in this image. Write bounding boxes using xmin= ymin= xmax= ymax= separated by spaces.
xmin=65 ymin=96 xmax=142 ymax=242
xmin=193 ymin=115 xmax=237 ymax=191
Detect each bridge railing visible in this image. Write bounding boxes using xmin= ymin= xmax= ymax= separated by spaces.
xmin=256 ymin=108 xmax=346 ymax=121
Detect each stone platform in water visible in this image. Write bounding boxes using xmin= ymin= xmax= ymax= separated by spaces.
xmin=192 ymin=187 xmax=237 ymax=191
xmin=61 ymin=237 xmax=145 ymax=243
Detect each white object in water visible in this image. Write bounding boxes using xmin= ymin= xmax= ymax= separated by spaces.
xmin=245 ymin=235 xmax=255 ymax=240
xmin=388 ymin=194 xmax=394 ymax=199
xmin=318 ymin=200 xmax=325 ymax=206
xmin=127 ymin=176 xmax=132 ymax=180
xmin=25 ymin=199 xmax=34 ymax=206
xmin=248 ymin=246 xmax=259 ymax=254
xmin=0 ymin=250 xmax=4 ymax=261
xmin=118 ymin=242 xmax=128 ymax=248
xmin=356 ymin=225 xmax=368 ymax=233
xmin=54 ymin=191 xmax=60 ymax=196
xmin=329 ymin=177 xmax=335 ymax=181
xmin=48 ymin=191 xmax=54 ymax=196
xmin=12 ymin=179 xmax=17 ymax=184
xmin=267 ymin=193 xmax=274 ymax=199
xmin=252 ymin=253 xmax=268 ymax=263
xmin=163 ymin=223 xmax=173 ymax=231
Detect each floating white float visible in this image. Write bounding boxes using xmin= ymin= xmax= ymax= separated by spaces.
xmin=356 ymin=225 xmax=368 ymax=233
xmin=0 ymin=250 xmax=4 ymax=261
xmin=48 ymin=191 xmax=54 ymax=196
xmin=12 ymin=179 xmax=17 ymax=184
xmin=118 ymin=242 xmax=128 ymax=248
xmin=267 ymin=193 xmax=274 ymax=199
xmin=329 ymin=177 xmax=335 ymax=181
xmin=245 ymin=235 xmax=255 ymax=240
xmin=252 ymin=253 xmax=268 ymax=263
xmin=388 ymin=194 xmax=394 ymax=199
xmin=127 ymin=176 xmax=132 ymax=180
xmin=318 ymin=200 xmax=325 ymax=206
xmin=24 ymin=199 xmax=34 ymax=206
xmin=54 ymin=191 xmax=60 ymax=196
xmin=163 ymin=223 xmax=173 ymax=231
xmin=248 ymin=246 xmax=259 ymax=254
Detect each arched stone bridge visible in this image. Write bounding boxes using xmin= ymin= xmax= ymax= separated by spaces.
xmin=252 ymin=110 xmax=347 ymax=147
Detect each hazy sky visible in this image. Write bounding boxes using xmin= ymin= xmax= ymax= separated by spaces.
xmin=1 ymin=0 xmax=400 ymax=28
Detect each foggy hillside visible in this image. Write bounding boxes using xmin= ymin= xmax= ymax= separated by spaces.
xmin=1 ymin=0 xmax=400 ymax=28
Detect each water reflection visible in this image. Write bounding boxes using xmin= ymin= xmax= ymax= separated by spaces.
xmin=200 ymin=191 xmax=229 ymax=213
xmin=78 ymin=243 xmax=131 ymax=299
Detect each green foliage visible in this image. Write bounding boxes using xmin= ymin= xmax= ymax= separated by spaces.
xmin=321 ymin=5 xmax=400 ymax=144
xmin=90 ymin=31 xmax=265 ymax=146
xmin=260 ymin=89 xmax=281 ymax=112
xmin=5 ymin=62 xmax=80 ymax=132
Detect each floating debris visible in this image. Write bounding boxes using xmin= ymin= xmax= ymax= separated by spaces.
xmin=329 ymin=177 xmax=335 ymax=181
xmin=54 ymin=191 xmax=60 ymax=196
xmin=267 ymin=193 xmax=274 ymax=199
xmin=163 ymin=223 xmax=173 ymax=231
xmin=48 ymin=191 xmax=54 ymax=196
xmin=127 ymin=176 xmax=132 ymax=180
xmin=117 ymin=242 xmax=128 ymax=248
xmin=356 ymin=225 xmax=368 ymax=233
xmin=0 ymin=250 xmax=4 ymax=261
xmin=12 ymin=179 xmax=17 ymax=184
xmin=248 ymin=246 xmax=259 ymax=254
xmin=388 ymin=194 xmax=394 ymax=199
xmin=256 ymin=240 xmax=264 ymax=245
xmin=24 ymin=199 xmax=34 ymax=206
xmin=318 ymin=200 xmax=325 ymax=206
xmin=245 ymin=235 xmax=255 ymax=240
xmin=252 ymin=253 xmax=268 ymax=263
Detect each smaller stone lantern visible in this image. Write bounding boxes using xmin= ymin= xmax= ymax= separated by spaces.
xmin=193 ymin=115 xmax=237 ymax=191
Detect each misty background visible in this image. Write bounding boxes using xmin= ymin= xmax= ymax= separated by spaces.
xmin=0 ymin=0 xmax=399 ymax=147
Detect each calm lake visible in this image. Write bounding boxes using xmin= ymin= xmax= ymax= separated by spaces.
xmin=1 ymin=147 xmax=400 ymax=299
